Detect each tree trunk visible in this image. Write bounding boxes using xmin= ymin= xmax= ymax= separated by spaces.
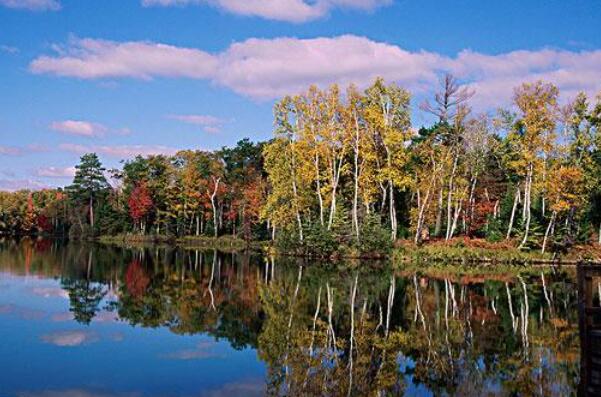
xmin=89 ymin=196 xmax=94 ymax=229
xmin=434 ymin=188 xmax=443 ymax=237
xmin=449 ymin=195 xmax=465 ymax=239
xmin=519 ymin=163 xmax=534 ymax=249
xmin=290 ymin=159 xmax=303 ymax=242
xmin=385 ymin=276 xmax=395 ymax=338
xmin=389 ymin=180 xmax=397 ymax=240
xmin=415 ymin=184 xmax=433 ymax=244
xmin=467 ymin=175 xmax=477 ymax=234
xmin=314 ymin=150 xmax=324 ymax=226
xmin=507 ymin=184 xmax=520 ymax=239
xmin=541 ymin=211 xmax=556 ymax=253
xmin=445 ymin=155 xmax=458 ymax=240
xmin=211 ymin=177 xmax=220 ymax=238
xmin=348 ymin=273 xmax=358 ymax=396
xmin=352 ymin=116 xmax=360 ymax=240
xmin=287 ymin=126 xmax=304 ymax=242
xmin=327 ymin=156 xmax=343 ymax=230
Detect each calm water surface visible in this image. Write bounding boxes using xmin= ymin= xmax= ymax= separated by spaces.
xmin=0 ymin=239 xmax=581 ymax=396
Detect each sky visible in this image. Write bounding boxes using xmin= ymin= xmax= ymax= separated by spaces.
xmin=1 ymin=0 xmax=600 ymax=191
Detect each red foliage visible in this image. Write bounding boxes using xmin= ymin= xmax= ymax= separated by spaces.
xmin=470 ymin=200 xmax=497 ymax=235
xmin=125 ymin=260 xmax=150 ymax=299
xmin=34 ymin=238 xmax=52 ymax=252
xmin=36 ymin=214 xmax=52 ymax=232
xmin=128 ymin=181 xmax=154 ymax=223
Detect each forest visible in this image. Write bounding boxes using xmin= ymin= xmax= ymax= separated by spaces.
xmin=1 ymin=76 xmax=600 ymax=256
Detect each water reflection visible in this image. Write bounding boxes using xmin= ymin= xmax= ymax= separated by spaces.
xmin=0 ymin=238 xmax=582 ymax=396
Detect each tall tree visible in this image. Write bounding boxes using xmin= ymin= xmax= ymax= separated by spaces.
xmin=364 ymin=78 xmax=412 ymax=240
xmin=511 ymin=82 xmax=559 ymax=248
xmin=68 ymin=153 xmax=109 ymax=230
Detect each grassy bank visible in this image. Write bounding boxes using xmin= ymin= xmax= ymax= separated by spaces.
xmin=97 ymin=234 xmax=264 ymax=252
xmin=395 ymin=261 xmax=577 ymax=284
xmin=96 ymin=234 xmax=601 ymax=264
xmin=393 ymin=238 xmax=601 ymax=265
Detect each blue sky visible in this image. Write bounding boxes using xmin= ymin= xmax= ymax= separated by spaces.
xmin=1 ymin=0 xmax=600 ymax=190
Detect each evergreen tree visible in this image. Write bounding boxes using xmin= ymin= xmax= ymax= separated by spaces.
xmin=68 ymin=153 xmax=109 ymax=230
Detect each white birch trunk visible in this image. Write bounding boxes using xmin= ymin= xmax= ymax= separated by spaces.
xmin=352 ymin=113 xmax=361 ymax=239
xmin=519 ymin=163 xmax=534 ymax=249
xmin=210 ymin=177 xmax=221 ymax=237
xmin=314 ymin=150 xmax=324 ymax=226
xmin=507 ymin=185 xmax=521 ymax=239
xmin=541 ymin=210 xmax=556 ymax=254
xmin=445 ymin=155 xmax=458 ymax=239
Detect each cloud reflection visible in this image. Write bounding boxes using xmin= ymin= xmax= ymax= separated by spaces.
xmin=17 ymin=389 xmax=139 ymax=397
xmin=161 ymin=341 xmax=224 ymax=361
xmin=40 ymin=330 xmax=99 ymax=347
xmin=197 ymin=379 xmax=265 ymax=397
xmin=0 ymin=303 xmax=46 ymax=320
xmin=30 ymin=287 xmax=69 ymax=299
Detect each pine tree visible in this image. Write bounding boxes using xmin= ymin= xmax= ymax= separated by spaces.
xmin=68 ymin=153 xmax=109 ymax=230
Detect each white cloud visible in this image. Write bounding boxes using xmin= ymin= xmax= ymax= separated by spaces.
xmin=31 ymin=38 xmax=217 ymax=79
xmin=41 ymin=330 xmax=98 ymax=347
xmin=34 ymin=166 xmax=76 ymax=178
xmin=30 ymin=36 xmax=601 ymax=107
xmin=0 ymin=145 xmax=23 ymax=156
xmin=215 ymin=35 xmax=444 ymax=98
xmin=0 ymin=179 xmax=48 ymax=191
xmin=448 ymin=49 xmax=601 ymax=108
xmin=141 ymin=0 xmax=391 ymax=23
xmin=50 ymin=120 xmax=131 ymax=137
xmin=0 ymin=44 xmax=19 ymax=54
xmin=0 ymin=144 xmax=49 ymax=156
xmin=50 ymin=120 xmax=107 ymax=137
xmin=59 ymin=143 xmax=180 ymax=158
xmin=168 ymin=114 xmax=225 ymax=133
xmin=0 ymin=0 xmax=60 ymax=11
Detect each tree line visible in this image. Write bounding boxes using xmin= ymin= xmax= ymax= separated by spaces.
xmin=1 ymin=76 xmax=600 ymax=254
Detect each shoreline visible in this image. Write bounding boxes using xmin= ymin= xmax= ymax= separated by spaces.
xmin=92 ymin=234 xmax=601 ymax=265
xmin=4 ymin=233 xmax=600 ymax=265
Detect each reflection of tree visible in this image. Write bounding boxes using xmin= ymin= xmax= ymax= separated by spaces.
xmin=257 ymin=267 xmax=407 ymax=396
xmin=61 ymin=278 xmax=107 ymax=324
xmin=125 ymin=259 xmax=149 ymax=299
xmin=0 ymin=240 xmax=582 ymax=395
xmin=61 ymin=251 xmax=107 ymax=325
xmin=110 ymin=249 xmax=264 ymax=350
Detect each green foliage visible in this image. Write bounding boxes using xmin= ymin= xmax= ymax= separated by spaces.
xmin=515 ymin=216 xmax=544 ymax=251
xmin=68 ymin=222 xmax=93 ymax=241
xmin=484 ymin=216 xmax=504 ymax=242
xmin=302 ymin=222 xmax=338 ymax=258
xmin=67 ymin=153 xmax=109 ymax=205
xmin=356 ymin=213 xmax=392 ymax=255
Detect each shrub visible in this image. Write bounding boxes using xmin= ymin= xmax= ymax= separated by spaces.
xmin=484 ymin=216 xmax=504 ymax=242
xmin=275 ymin=227 xmax=303 ymax=253
xmin=68 ymin=223 xmax=93 ymax=240
xmin=356 ymin=214 xmax=392 ymax=255
xmin=303 ymin=222 xmax=338 ymax=257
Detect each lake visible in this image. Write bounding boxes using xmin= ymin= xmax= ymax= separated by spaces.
xmin=0 ymin=239 xmax=583 ymax=396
